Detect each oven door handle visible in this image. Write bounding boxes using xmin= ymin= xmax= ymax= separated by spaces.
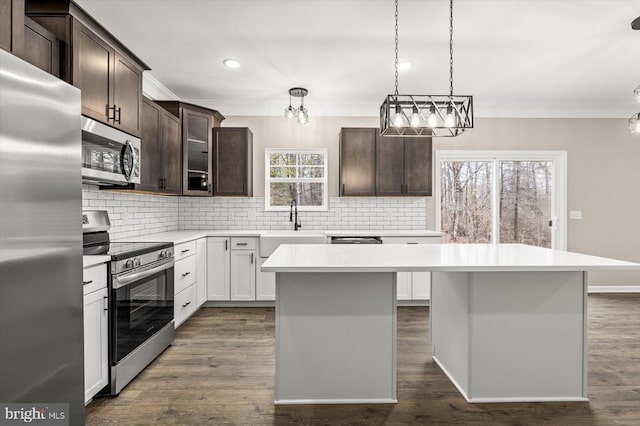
xmin=114 ymin=260 xmax=174 ymax=289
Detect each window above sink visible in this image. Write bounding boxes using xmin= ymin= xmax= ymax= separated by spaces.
xmin=265 ymin=148 xmax=328 ymax=211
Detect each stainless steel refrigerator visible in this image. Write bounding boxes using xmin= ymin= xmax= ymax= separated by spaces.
xmin=0 ymin=49 xmax=84 ymax=425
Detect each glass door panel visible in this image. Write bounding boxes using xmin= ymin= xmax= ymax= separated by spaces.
xmin=440 ymin=161 xmax=493 ymax=243
xmin=185 ymin=113 xmax=211 ymax=193
xmin=499 ymin=161 xmax=553 ymax=248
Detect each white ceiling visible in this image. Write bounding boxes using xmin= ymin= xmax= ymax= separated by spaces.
xmin=76 ymin=0 xmax=640 ymax=118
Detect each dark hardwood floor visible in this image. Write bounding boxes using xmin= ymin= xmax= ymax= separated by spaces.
xmin=86 ymin=294 xmax=640 ymax=425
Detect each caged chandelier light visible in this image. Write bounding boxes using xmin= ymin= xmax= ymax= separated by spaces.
xmin=284 ymin=87 xmax=310 ymax=125
xmin=380 ymin=0 xmax=473 ymax=137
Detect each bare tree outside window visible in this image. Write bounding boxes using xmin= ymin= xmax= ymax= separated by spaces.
xmin=441 ymin=161 xmax=492 ymax=243
xmin=499 ymin=161 xmax=552 ymax=248
xmin=266 ymin=150 xmax=328 ymax=210
xmin=440 ymin=159 xmax=554 ymax=248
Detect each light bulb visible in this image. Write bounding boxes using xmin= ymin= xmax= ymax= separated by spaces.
xmin=392 ymin=104 xmax=405 ymax=128
xmin=297 ymin=107 xmax=309 ymax=124
xmin=445 ymin=104 xmax=456 ymax=128
xmin=427 ymin=105 xmax=438 ymax=127
xmin=410 ymin=106 xmax=421 ymax=128
xmin=284 ymin=105 xmax=295 ymax=119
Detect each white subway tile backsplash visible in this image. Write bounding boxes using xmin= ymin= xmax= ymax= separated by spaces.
xmin=178 ymin=196 xmax=427 ymax=231
xmin=83 ymin=184 xmax=427 ymax=236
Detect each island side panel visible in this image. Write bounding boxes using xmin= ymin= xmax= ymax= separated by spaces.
xmin=275 ymin=272 xmax=397 ymax=404
xmin=467 ymin=271 xmax=587 ymax=402
xmin=431 ymin=271 xmax=471 ymax=398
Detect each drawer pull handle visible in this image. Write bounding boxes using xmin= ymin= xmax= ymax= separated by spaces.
xmin=181 ymin=272 xmax=191 ymax=277
xmin=225 ymin=240 xmax=228 ymax=251
xmin=103 ymin=296 xmax=108 ymax=312
xmin=181 ymin=249 xmax=191 ymax=253
xmin=83 ymin=280 xmax=93 ymax=285
xmin=236 ymin=242 xmax=248 ymax=246
xmin=182 ymin=301 xmax=191 ymax=308
xmin=407 ymin=242 xmax=418 ymax=244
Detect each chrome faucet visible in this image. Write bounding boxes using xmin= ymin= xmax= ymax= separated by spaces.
xmin=289 ymin=199 xmax=302 ymax=231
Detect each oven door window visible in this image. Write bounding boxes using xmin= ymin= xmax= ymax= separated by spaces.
xmin=113 ymin=267 xmax=174 ymax=363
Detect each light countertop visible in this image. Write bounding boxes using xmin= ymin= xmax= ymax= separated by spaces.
xmin=83 ymin=255 xmax=111 ymax=268
xmin=261 ymin=243 xmax=640 ymax=273
xmin=119 ymin=229 xmax=442 ymax=245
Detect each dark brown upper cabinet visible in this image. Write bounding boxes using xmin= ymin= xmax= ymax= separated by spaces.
xmin=135 ymin=97 xmax=181 ymax=194
xmin=156 ymin=101 xmax=225 ymax=196
xmin=213 ymin=127 xmax=253 ymax=196
xmin=23 ymin=16 xmax=61 ymax=77
xmin=72 ymin=21 xmax=143 ymax=136
xmin=338 ymin=127 xmax=432 ymax=197
xmin=339 ymin=128 xmax=377 ymax=196
xmin=377 ymin=135 xmax=432 ymax=196
xmin=26 ymin=0 xmax=149 ymax=137
xmin=1 ymin=0 xmax=25 ymax=56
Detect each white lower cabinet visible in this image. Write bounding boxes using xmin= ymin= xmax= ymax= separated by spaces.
xmin=382 ymin=236 xmax=441 ymax=301
xmin=175 ymin=283 xmax=198 ymax=326
xmin=230 ymin=250 xmax=256 ymax=300
xmin=230 ymin=239 xmax=256 ymax=301
xmin=207 ymin=237 xmax=230 ymax=300
xmin=411 ymin=271 xmax=431 ymax=299
xmin=196 ymin=238 xmax=207 ymax=307
xmin=206 ymin=237 xmax=260 ymax=301
xmin=396 ymin=272 xmax=413 ymax=300
xmin=83 ymin=263 xmax=108 ymax=404
xmin=256 ymin=257 xmax=276 ymax=301
xmin=174 ymin=240 xmax=198 ymax=327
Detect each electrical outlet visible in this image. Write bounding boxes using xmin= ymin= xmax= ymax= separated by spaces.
xmin=569 ymin=210 xmax=582 ymax=220
xmin=122 ymin=211 xmax=129 ymax=224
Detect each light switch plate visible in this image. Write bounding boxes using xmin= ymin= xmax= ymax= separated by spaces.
xmin=569 ymin=210 xmax=582 ymax=220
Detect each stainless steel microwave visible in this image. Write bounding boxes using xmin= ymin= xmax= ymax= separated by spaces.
xmin=81 ymin=116 xmax=141 ymax=185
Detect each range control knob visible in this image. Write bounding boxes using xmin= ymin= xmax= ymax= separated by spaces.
xmin=133 ymin=258 xmax=141 ymax=267
xmin=125 ymin=259 xmax=134 ymax=269
xmin=159 ymin=250 xmax=167 ymax=259
xmin=166 ymin=249 xmax=173 ymax=258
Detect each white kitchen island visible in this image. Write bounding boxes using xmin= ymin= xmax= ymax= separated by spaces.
xmin=261 ymin=243 xmax=640 ymax=405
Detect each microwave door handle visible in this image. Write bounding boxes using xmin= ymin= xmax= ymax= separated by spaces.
xmin=114 ymin=260 xmax=174 ymax=289
xmin=120 ymin=141 xmax=135 ymax=181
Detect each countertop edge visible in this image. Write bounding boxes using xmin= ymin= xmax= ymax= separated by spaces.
xmin=83 ymin=255 xmax=111 ymax=268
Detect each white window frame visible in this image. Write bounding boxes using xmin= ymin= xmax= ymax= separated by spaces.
xmin=434 ymin=150 xmax=567 ymax=250
xmin=264 ymin=148 xmax=329 ymax=211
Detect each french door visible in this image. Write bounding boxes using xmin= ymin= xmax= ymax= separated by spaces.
xmin=435 ymin=151 xmax=567 ymax=249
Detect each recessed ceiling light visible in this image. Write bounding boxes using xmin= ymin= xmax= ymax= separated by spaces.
xmin=398 ymin=61 xmax=412 ymax=71
xmin=223 ymin=59 xmax=241 ymax=69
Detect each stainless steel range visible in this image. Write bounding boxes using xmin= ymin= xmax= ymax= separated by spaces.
xmin=83 ymin=211 xmax=175 ymax=396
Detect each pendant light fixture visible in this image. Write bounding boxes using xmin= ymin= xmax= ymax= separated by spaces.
xmin=284 ymin=87 xmax=309 ymax=125
xmin=630 ymin=16 xmax=640 ymax=134
xmin=380 ymin=0 xmax=473 ymax=137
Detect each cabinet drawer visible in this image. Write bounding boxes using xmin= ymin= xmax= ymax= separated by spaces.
xmin=382 ymin=236 xmax=441 ymax=244
xmin=175 ymin=284 xmax=197 ymax=328
xmin=231 ymin=237 xmax=257 ymax=250
xmin=83 ymin=263 xmax=108 ymax=295
xmin=174 ymin=240 xmax=197 ymax=261
xmin=174 ymin=255 xmax=197 ymax=295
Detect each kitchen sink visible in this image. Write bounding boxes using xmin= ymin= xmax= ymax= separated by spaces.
xmin=259 ymin=231 xmax=327 ymax=257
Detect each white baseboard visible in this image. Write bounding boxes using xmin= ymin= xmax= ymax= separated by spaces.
xmin=588 ymin=286 xmax=640 ymax=293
